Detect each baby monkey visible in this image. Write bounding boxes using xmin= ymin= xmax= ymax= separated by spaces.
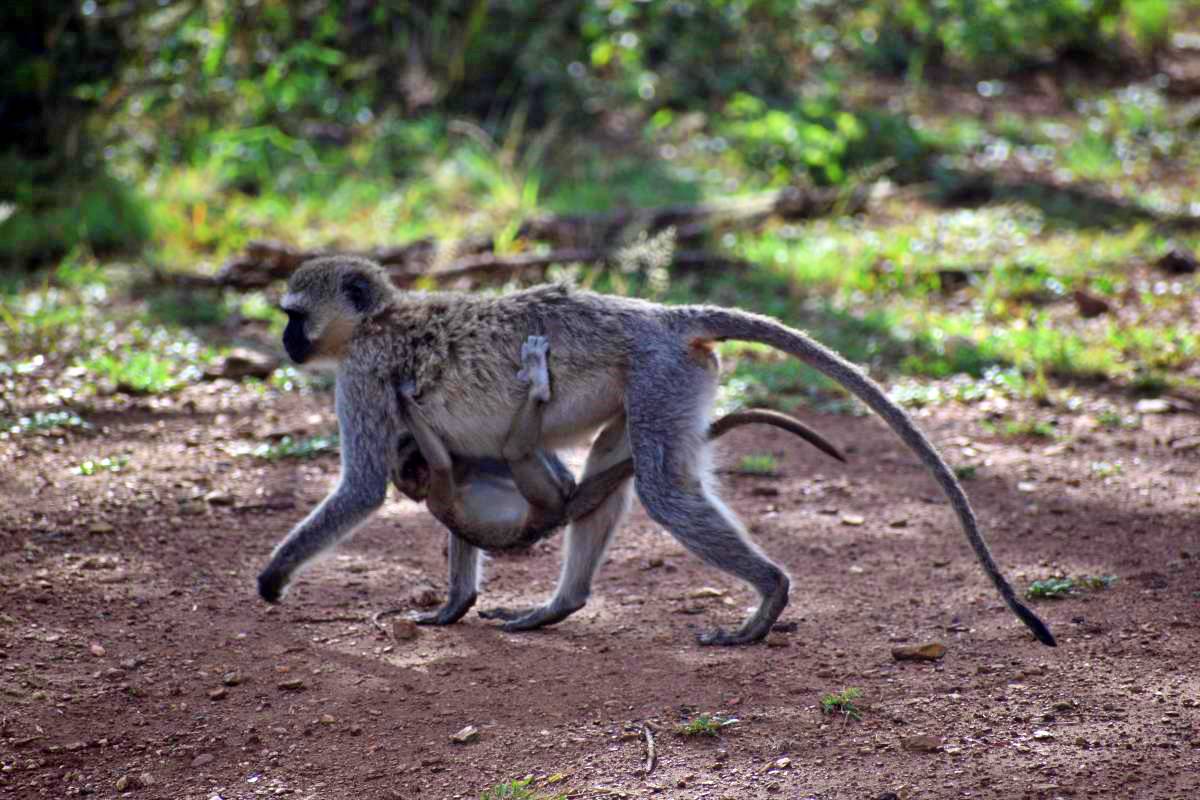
xmin=389 ymin=335 xmax=846 ymax=625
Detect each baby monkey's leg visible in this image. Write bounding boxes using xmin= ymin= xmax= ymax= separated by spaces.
xmin=409 ymin=533 xmax=481 ymax=625
xmin=501 ymin=336 xmax=576 ymax=517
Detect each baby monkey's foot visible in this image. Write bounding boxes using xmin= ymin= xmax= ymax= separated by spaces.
xmin=516 ymin=335 xmax=551 ymax=403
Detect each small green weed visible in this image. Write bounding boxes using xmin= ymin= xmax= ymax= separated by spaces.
xmin=84 ymin=351 xmax=181 ymax=395
xmin=1026 ymin=574 xmax=1118 ymax=600
xmin=74 ymin=455 xmax=129 ymax=476
xmin=819 ymin=687 xmax=863 ymax=721
xmin=986 ymin=418 xmax=1057 ymax=439
xmin=678 ymin=713 xmax=738 ymax=737
xmin=1090 ymin=461 xmax=1123 ymax=479
xmin=737 ymin=454 xmax=779 ymax=475
xmin=248 ymin=435 xmax=339 ymax=461
xmin=953 ymin=465 xmax=978 ymax=480
xmin=3 ymin=410 xmax=90 ymax=435
xmin=1097 ymin=410 xmax=1139 ymax=430
xmin=479 ymin=777 xmax=564 ymax=800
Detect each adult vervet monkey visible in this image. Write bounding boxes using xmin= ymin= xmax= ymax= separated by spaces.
xmin=257 ymin=256 xmax=1055 ymax=647
xmin=387 ymin=333 xmax=846 ymax=625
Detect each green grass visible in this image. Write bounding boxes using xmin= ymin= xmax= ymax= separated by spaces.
xmin=479 ymin=777 xmax=565 ymax=800
xmin=1026 ymin=574 xmax=1118 ymax=600
xmin=737 ymin=454 xmax=779 ymax=475
xmin=74 ymin=455 xmax=130 ymax=476
xmin=2 ymin=410 xmax=90 ymax=436
xmin=245 ymin=435 xmax=340 ymax=461
xmin=820 ymin=687 xmax=864 ymax=721
xmin=677 ymin=713 xmax=738 ymax=737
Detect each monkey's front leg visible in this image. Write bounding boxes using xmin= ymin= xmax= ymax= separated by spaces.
xmin=258 ymin=376 xmax=395 ymax=602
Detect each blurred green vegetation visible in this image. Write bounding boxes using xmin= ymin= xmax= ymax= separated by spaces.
xmin=2 ymin=0 xmax=1199 ymax=412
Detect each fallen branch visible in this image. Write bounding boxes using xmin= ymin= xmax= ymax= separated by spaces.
xmin=642 ymin=722 xmax=658 ymax=776
xmin=217 ymin=185 xmax=863 ymax=289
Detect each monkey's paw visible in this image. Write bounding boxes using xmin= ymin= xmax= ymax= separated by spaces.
xmin=517 ymin=336 xmax=551 ymax=401
xmin=257 ymin=569 xmax=287 ymax=604
xmin=410 ymin=593 xmax=477 ymax=626
xmin=696 ymin=626 xmax=764 ymax=647
xmin=477 ymin=606 xmax=530 ymax=622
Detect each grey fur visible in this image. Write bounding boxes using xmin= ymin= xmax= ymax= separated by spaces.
xmin=257 ymin=255 xmax=1055 ymax=648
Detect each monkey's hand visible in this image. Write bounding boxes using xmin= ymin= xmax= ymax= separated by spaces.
xmin=398 ymin=378 xmax=419 ymax=400
xmin=516 ymin=335 xmax=551 ymax=403
xmin=257 ymin=566 xmax=287 ymax=604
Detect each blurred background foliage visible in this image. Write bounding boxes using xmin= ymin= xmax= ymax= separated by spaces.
xmin=2 ymin=0 xmax=1189 ymax=263
xmin=2 ymin=0 xmax=1199 ymax=409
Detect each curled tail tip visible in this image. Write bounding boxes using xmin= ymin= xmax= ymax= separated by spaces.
xmin=1015 ymin=602 xmax=1057 ymax=647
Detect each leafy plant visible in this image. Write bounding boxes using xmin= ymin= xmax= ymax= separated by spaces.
xmin=479 ymin=777 xmax=564 ymax=800
xmin=3 ymin=410 xmax=90 ymax=436
xmin=677 ymin=713 xmax=738 ymax=737
xmin=1026 ymin=574 xmax=1118 ymax=600
xmin=247 ymin=435 xmax=340 ymax=461
xmin=820 ymin=687 xmax=863 ymax=721
xmin=74 ymin=455 xmax=129 ymax=476
xmin=737 ymin=454 xmax=779 ymax=475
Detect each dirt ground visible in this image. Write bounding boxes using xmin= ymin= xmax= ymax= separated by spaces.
xmin=2 ymin=381 xmax=1199 ymax=800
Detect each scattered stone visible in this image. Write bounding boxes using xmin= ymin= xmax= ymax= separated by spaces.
xmin=206 ymin=347 xmax=279 ymax=381
xmin=89 ymin=643 xmax=106 ymax=657
xmin=689 ymin=587 xmax=725 ymax=599
xmin=1032 ymin=729 xmax=1055 ymax=740
xmin=1171 ymin=435 xmax=1200 ymax=452
xmin=221 ymin=671 xmax=241 ymax=686
xmin=847 ymin=564 xmax=865 ymax=574
xmin=191 ymin=753 xmax=214 ymax=768
xmin=1135 ymin=398 xmax=1171 ymax=414
xmin=750 ymin=486 xmax=780 ymax=498
xmin=1017 ymin=481 xmax=1037 ymax=493
xmin=277 ymin=678 xmax=305 ymax=691
xmin=891 ymin=642 xmax=947 ymax=662
xmin=115 ymin=773 xmax=142 ymax=791
xmin=901 ymin=735 xmax=942 ymax=752
xmin=1072 ymin=289 xmax=1110 ymax=318
xmin=888 ymin=518 xmax=908 ymax=528
xmin=88 ymin=523 xmax=114 ymax=535
xmin=208 ymin=687 xmax=227 ymax=701
xmin=840 ymin=513 xmax=865 ymax=526
xmin=643 ymin=557 xmax=665 ymax=570
xmin=765 ymin=634 xmax=790 ymax=648
xmin=450 ymin=725 xmax=480 ymax=744
xmin=1157 ymin=246 xmax=1198 ymax=275
xmin=391 ymin=618 xmax=419 ymax=642
xmin=319 ymin=714 xmax=336 ymax=725
xmin=204 ymin=490 xmax=235 ymax=506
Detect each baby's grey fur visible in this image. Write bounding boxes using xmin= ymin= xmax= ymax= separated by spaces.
xmin=259 ymin=255 xmax=1055 ymax=647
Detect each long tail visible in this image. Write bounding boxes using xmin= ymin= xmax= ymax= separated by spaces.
xmin=679 ymin=306 xmax=1056 ymax=647
xmin=708 ymin=409 xmax=846 ymax=463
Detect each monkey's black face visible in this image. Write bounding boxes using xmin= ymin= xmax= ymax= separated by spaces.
xmin=282 ymin=310 xmax=313 ymax=364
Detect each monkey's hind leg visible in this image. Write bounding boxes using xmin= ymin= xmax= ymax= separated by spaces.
xmin=480 ymin=415 xmax=634 ymax=630
xmin=627 ymin=354 xmax=789 ymax=646
xmin=414 ymin=532 xmax=481 ymax=625
xmin=372 ymin=532 xmax=481 ymax=628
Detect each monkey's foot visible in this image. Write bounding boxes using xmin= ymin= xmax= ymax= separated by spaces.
xmin=696 ymin=626 xmax=769 ymax=647
xmin=479 ymin=599 xmax=583 ymax=631
xmin=516 ymin=335 xmax=551 ymax=402
xmin=411 ymin=592 xmax=477 ymax=626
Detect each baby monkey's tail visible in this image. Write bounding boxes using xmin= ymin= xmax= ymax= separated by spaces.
xmin=708 ymin=408 xmax=845 ymax=463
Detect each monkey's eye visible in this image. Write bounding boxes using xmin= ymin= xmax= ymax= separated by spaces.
xmin=342 ymin=274 xmax=373 ymax=313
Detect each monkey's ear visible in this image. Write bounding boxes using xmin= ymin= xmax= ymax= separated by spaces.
xmin=342 ymin=272 xmax=375 ymax=314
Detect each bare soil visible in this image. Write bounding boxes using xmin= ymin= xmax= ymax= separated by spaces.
xmin=2 ymin=382 xmax=1199 ymax=800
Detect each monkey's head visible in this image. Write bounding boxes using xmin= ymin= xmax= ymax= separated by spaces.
xmin=280 ymin=256 xmax=393 ymax=364
xmin=392 ymin=433 xmax=432 ymax=502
